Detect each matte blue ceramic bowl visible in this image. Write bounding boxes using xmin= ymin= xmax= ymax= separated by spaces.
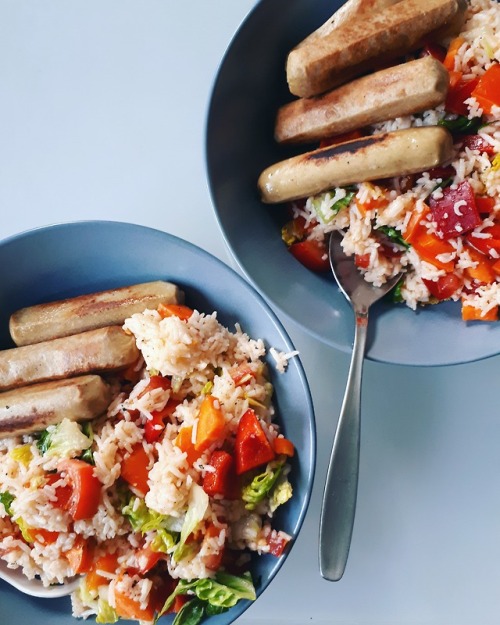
xmin=206 ymin=0 xmax=500 ymax=367
xmin=0 ymin=221 xmax=315 ymax=625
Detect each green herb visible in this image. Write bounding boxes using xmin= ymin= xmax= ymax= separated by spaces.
xmin=375 ymin=225 xmax=410 ymax=248
xmin=438 ymin=115 xmax=483 ymax=134
xmin=0 ymin=492 xmax=14 ymax=516
xmin=392 ymin=278 xmax=405 ymax=303
xmin=80 ymin=422 xmax=95 ymax=465
xmin=313 ymin=190 xmax=355 ymax=224
xmin=36 ymin=429 xmax=52 ymax=455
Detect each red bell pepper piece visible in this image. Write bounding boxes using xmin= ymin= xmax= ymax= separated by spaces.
xmin=234 ymin=409 xmax=275 ymax=475
xmin=460 ymin=134 xmax=496 ymax=156
xmin=144 ymin=399 xmax=180 ymax=444
xmin=475 ymin=196 xmax=496 ymax=215
xmin=445 ymin=77 xmax=479 ymax=116
xmin=466 ymin=222 xmax=500 ymax=257
xmin=267 ymin=532 xmax=291 ymax=557
xmin=137 ymin=375 xmax=171 ymax=399
xmin=202 ymin=450 xmax=238 ymax=499
xmin=428 ymin=181 xmax=481 ymax=239
xmin=289 ymin=239 xmax=330 ymax=272
xmin=423 ymin=273 xmax=462 ymax=300
xmin=471 ymin=63 xmax=500 ymax=114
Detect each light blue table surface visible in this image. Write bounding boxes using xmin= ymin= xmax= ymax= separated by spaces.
xmin=1 ymin=2 xmax=500 ymax=624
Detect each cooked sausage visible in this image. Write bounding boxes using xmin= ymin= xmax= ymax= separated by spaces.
xmin=258 ymin=126 xmax=453 ymax=204
xmin=295 ymin=0 xmax=403 ymax=49
xmin=10 ymin=280 xmax=183 ymax=347
xmin=286 ymin=0 xmax=464 ymax=97
xmin=276 ymin=57 xmax=449 ymax=144
xmin=0 ymin=326 xmax=139 ymax=392
xmin=0 ymin=375 xmax=112 ymax=438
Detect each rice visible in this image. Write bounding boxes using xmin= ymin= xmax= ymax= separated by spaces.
xmin=0 ymin=305 xmax=295 ymax=624
xmin=285 ymin=0 xmax=500 ymax=321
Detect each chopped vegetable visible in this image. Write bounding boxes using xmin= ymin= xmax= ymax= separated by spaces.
xmin=158 ymin=304 xmax=194 ymax=321
xmin=444 ymin=78 xmax=480 ymax=117
xmin=122 ymin=495 xmax=181 ymax=535
xmin=95 ymin=599 xmax=119 ymax=624
xmin=38 ymin=419 xmax=92 ymax=460
xmin=58 ymin=458 xmax=101 ymax=521
xmin=438 ymin=114 xmax=482 ymax=134
xmin=423 ymin=274 xmax=462 ymax=300
xmin=234 ymin=409 xmax=276 ymax=475
xmin=174 ymin=426 xmax=201 ymax=465
xmin=121 ymin=443 xmax=150 ymax=496
xmin=86 ymin=553 xmax=120 ymax=593
xmin=471 ymin=63 xmax=500 ymax=114
xmin=9 ymin=445 xmax=33 ymax=467
xmin=241 ymin=460 xmax=283 ymax=510
xmin=273 ymin=437 xmax=295 ymax=457
xmin=269 ymin=478 xmax=293 ymax=514
xmin=65 ymin=536 xmax=94 ymax=574
xmin=173 ymin=483 xmax=209 ymax=563
xmin=428 ymin=181 xmax=481 ymax=239
xmin=375 ymin=225 xmax=410 ymax=248
xmin=403 ymin=207 xmax=456 ymax=271
xmin=288 ymin=239 xmax=330 ymax=272
xmin=194 ymin=395 xmax=226 ymax=453
xmin=0 ymin=491 xmax=14 ymax=516
xmin=202 ymin=450 xmax=238 ymax=499
xmin=145 ymin=399 xmax=180 ymax=444
xmin=114 ymin=574 xmax=156 ymax=622
xmin=462 ymin=302 xmax=498 ymax=321
xmin=466 ymin=222 xmax=500 ymax=257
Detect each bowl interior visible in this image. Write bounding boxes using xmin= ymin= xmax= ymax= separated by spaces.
xmin=206 ymin=0 xmax=500 ymax=367
xmin=0 ymin=220 xmax=315 ymax=625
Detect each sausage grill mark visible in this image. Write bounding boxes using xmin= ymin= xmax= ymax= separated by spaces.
xmin=306 ymin=134 xmax=387 ymax=161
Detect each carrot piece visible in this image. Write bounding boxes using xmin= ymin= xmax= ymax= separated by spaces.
xmin=86 ymin=552 xmax=119 ymax=592
xmin=234 ymin=409 xmax=276 ymax=475
xmin=174 ymin=426 xmax=201 ymax=465
xmin=65 ymin=536 xmax=95 ymax=574
xmin=461 ymin=303 xmax=498 ymax=321
xmin=403 ymin=206 xmax=456 ymax=272
xmin=464 ymin=247 xmax=496 ymax=284
xmin=121 ymin=443 xmax=150 ymax=495
xmin=194 ymin=396 xmax=226 ymax=453
xmin=158 ymin=303 xmax=194 ymax=321
xmin=114 ymin=575 xmax=156 ymax=621
xmin=443 ymin=36 xmax=465 ymax=71
xmin=274 ymin=437 xmax=295 ymax=457
xmin=58 ymin=459 xmax=101 ymax=521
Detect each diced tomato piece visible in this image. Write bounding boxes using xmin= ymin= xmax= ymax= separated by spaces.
xmin=58 ymin=459 xmax=101 ymax=521
xmin=65 ymin=536 xmax=95 ymax=574
xmin=289 ymin=239 xmax=330 ymax=272
xmin=234 ymin=409 xmax=275 ymax=475
xmin=230 ymin=363 xmax=256 ymax=386
xmin=157 ymin=303 xmax=194 ymax=321
xmin=273 ymin=437 xmax=295 ymax=457
xmin=475 ymin=196 xmax=496 ymax=215
xmin=45 ymin=473 xmax=73 ymax=510
xmin=460 ymin=134 xmax=496 ymax=156
xmin=33 ymin=528 xmax=60 ymax=545
xmin=121 ymin=444 xmax=150 ymax=496
xmin=423 ymin=273 xmax=462 ymax=300
xmin=144 ymin=399 xmax=180 ymax=444
xmin=135 ymin=545 xmax=163 ymax=575
xmin=471 ymin=64 xmax=500 ymax=114
xmin=202 ymin=450 xmax=239 ymax=499
xmin=268 ymin=532 xmax=291 ymax=557
xmin=137 ymin=375 xmax=171 ymax=399
xmin=428 ymin=181 xmax=481 ymax=239
xmin=445 ymin=77 xmax=479 ymax=116
xmin=466 ymin=223 xmax=500 ymax=257
xmin=354 ymin=253 xmax=371 ymax=269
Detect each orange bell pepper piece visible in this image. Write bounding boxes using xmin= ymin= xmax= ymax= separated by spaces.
xmin=86 ymin=552 xmax=120 ymax=592
xmin=114 ymin=574 xmax=156 ymax=622
xmin=158 ymin=303 xmax=194 ymax=321
xmin=464 ymin=246 xmax=497 ymax=284
xmin=404 ymin=213 xmax=456 ymax=273
xmin=471 ymin=64 xmax=500 ymax=114
xmin=194 ymin=395 xmax=226 ymax=453
xmin=65 ymin=536 xmax=95 ymax=574
xmin=174 ymin=426 xmax=201 ymax=465
xmin=462 ymin=302 xmax=498 ymax=321
xmin=443 ymin=37 xmax=465 ymax=72
xmin=274 ymin=437 xmax=295 ymax=457
xmin=121 ymin=443 xmax=150 ymax=496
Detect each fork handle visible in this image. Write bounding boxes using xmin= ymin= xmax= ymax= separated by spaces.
xmin=319 ymin=309 xmax=368 ymax=581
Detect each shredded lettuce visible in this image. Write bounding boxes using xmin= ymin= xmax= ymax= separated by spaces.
xmin=38 ymin=419 xmax=92 ymax=459
xmin=80 ymin=422 xmax=95 ymax=465
xmin=312 ymin=189 xmax=355 ymax=223
xmin=157 ymin=572 xmax=256 ymax=622
xmin=173 ymin=483 xmax=208 ymax=562
xmin=15 ymin=517 xmax=35 ymax=542
xmin=150 ymin=528 xmax=177 ymax=553
xmin=0 ymin=491 xmax=14 ymax=516
xmin=241 ymin=460 xmax=283 ymax=510
xmin=269 ymin=477 xmax=293 ymax=514
xmin=95 ymin=599 xmax=119 ymax=624
xmin=122 ymin=496 xmax=181 ymax=536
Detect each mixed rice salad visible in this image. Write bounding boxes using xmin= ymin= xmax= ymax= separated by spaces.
xmin=283 ymin=0 xmax=500 ymax=321
xmin=0 ymin=303 xmax=297 ymax=624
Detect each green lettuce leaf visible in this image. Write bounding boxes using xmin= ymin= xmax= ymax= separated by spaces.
xmin=241 ymin=460 xmax=283 ymax=510
xmin=0 ymin=492 xmax=14 ymax=516
xmin=173 ymin=483 xmax=208 ymax=562
xmin=95 ymin=599 xmax=119 ymax=624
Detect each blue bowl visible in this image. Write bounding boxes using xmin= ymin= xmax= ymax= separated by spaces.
xmin=206 ymin=0 xmax=500 ymax=367
xmin=0 ymin=220 xmax=316 ymax=625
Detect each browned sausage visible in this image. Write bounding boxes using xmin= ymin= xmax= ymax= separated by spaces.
xmin=9 ymin=280 xmax=183 ymax=347
xmin=258 ymin=127 xmax=454 ymax=204
xmin=0 ymin=326 xmax=139 ymax=392
xmin=286 ymin=0 xmax=464 ymax=97
xmin=276 ymin=57 xmax=449 ymax=144
xmin=0 ymin=375 xmax=112 ymax=438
